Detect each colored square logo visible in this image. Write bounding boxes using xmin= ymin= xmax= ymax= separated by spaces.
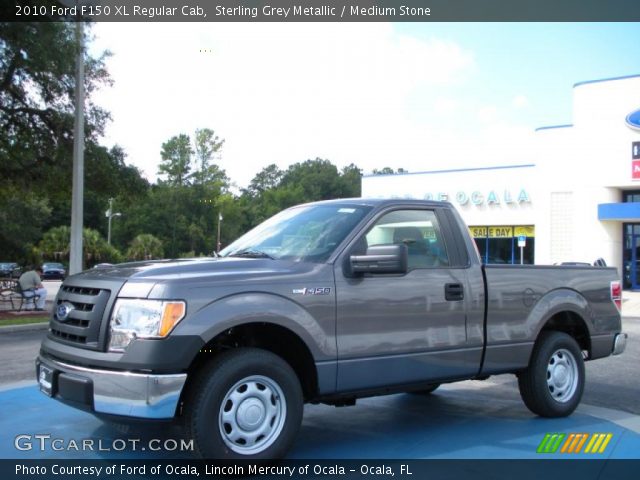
xmin=633 ymin=159 xmax=640 ymax=179
xmin=633 ymin=142 xmax=640 ymax=160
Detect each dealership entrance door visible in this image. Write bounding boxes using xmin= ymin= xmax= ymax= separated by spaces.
xmin=623 ymin=223 xmax=640 ymax=290
xmin=469 ymin=225 xmax=535 ymax=264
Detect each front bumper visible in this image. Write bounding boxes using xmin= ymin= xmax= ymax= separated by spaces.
xmin=36 ymin=355 xmax=187 ymax=419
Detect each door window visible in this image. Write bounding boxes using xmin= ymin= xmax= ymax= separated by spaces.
xmin=364 ymin=210 xmax=449 ymax=269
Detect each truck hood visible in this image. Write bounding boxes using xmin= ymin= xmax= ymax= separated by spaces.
xmin=71 ymin=257 xmax=319 ymax=285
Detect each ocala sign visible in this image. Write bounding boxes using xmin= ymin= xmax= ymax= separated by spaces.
xmin=422 ymin=189 xmax=531 ymax=206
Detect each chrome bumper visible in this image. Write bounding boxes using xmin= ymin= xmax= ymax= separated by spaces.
xmin=37 ymin=355 xmax=187 ymax=419
xmin=613 ymin=333 xmax=627 ymax=355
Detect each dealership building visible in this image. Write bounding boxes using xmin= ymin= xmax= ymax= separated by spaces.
xmin=361 ymin=75 xmax=640 ymax=289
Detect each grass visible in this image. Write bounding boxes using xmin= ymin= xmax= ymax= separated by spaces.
xmin=0 ymin=316 xmax=48 ymax=327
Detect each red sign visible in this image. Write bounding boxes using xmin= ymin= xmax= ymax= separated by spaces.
xmin=633 ymin=160 xmax=640 ymax=179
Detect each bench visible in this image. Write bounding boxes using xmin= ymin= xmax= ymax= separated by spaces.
xmin=0 ymin=279 xmax=41 ymax=311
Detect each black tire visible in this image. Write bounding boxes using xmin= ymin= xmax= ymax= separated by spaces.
xmin=410 ymin=383 xmax=441 ymax=395
xmin=183 ymin=348 xmax=303 ymax=460
xmin=518 ymin=331 xmax=585 ymax=417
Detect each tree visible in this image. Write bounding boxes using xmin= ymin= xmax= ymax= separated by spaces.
xmin=158 ymin=134 xmax=193 ymax=186
xmin=192 ymin=128 xmax=226 ymax=186
xmin=246 ymin=164 xmax=284 ymax=196
xmin=128 ymin=234 xmax=164 ymax=261
xmin=0 ymin=186 xmax=52 ymax=261
xmin=39 ymin=226 xmax=71 ymax=261
xmin=0 ymin=22 xmax=113 ymax=262
xmin=280 ymin=158 xmax=344 ymax=201
xmin=0 ymin=22 xmax=111 ymax=184
xmin=38 ymin=226 xmax=121 ymax=266
xmin=339 ymin=163 xmax=362 ymax=197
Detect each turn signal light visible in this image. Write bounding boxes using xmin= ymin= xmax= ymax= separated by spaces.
xmin=159 ymin=302 xmax=187 ymax=337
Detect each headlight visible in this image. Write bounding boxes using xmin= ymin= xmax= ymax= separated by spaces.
xmin=108 ymin=299 xmax=186 ymax=352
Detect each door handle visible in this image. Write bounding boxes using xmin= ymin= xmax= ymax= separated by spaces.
xmin=445 ymin=283 xmax=464 ymax=301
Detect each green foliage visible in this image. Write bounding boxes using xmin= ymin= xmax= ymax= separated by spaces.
xmin=38 ymin=226 xmax=122 ymax=266
xmin=158 ymin=134 xmax=194 ymax=187
xmin=280 ymin=158 xmax=343 ymax=200
xmin=128 ymin=234 xmax=164 ymax=261
xmin=0 ymin=22 xmax=135 ymax=263
xmin=0 ymin=22 xmax=111 ymax=184
xmin=239 ymin=158 xmax=362 ymax=229
xmin=246 ymin=164 xmax=284 ymax=197
xmin=39 ymin=226 xmax=71 ymax=260
xmin=193 ymin=128 xmax=226 ymax=186
xmin=0 ymin=186 xmax=52 ymax=262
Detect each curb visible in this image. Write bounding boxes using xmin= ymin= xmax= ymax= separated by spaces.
xmin=0 ymin=322 xmax=48 ymax=334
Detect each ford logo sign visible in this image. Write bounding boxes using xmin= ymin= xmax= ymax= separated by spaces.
xmin=56 ymin=302 xmax=75 ymax=321
xmin=626 ymin=108 xmax=640 ymax=131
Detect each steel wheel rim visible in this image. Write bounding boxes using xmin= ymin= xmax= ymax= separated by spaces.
xmin=546 ymin=348 xmax=578 ymax=403
xmin=218 ymin=375 xmax=286 ymax=455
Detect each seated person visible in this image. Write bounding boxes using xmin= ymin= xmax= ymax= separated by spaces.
xmin=18 ymin=265 xmax=47 ymax=311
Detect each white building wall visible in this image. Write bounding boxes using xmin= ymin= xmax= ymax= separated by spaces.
xmin=361 ymin=74 xmax=640 ymax=276
xmin=362 ymin=165 xmax=538 ymax=227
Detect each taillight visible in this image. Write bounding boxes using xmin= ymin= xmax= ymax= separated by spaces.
xmin=611 ymin=281 xmax=622 ymax=312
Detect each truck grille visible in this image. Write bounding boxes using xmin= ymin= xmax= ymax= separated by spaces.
xmin=49 ymin=286 xmax=112 ymax=349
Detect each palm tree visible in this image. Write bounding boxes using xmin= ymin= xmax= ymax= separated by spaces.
xmin=39 ymin=226 xmax=71 ymax=261
xmin=127 ymin=234 xmax=164 ymax=260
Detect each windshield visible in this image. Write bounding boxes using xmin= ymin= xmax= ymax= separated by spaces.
xmin=220 ymin=204 xmax=372 ymax=262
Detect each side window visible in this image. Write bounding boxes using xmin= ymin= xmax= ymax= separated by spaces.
xmin=365 ymin=209 xmax=450 ymax=269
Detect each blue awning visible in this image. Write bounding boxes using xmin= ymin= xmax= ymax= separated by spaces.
xmin=598 ymin=202 xmax=640 ymax=221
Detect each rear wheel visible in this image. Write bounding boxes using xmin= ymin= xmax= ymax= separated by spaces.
xmin=183 ymin=348 xmax=303 ymax=459
xmin=518 ymin=331 xmax=584 ymax=417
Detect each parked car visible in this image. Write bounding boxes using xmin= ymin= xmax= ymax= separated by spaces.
xmin=41 ymin=262 xmax=66 ymax=280
xmin=38 ymin=199 xmax=625 ymax=460
xmin=0 ymin=262 xmax=21 ymax=278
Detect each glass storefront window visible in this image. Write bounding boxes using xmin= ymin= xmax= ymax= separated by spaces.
xmin=470 ymin=225 xmax=535 ymax=265
xmin=623 ymin=191 xmax=640 ymax=203
xmin=622 ymin=221 xmax=640 ymax=290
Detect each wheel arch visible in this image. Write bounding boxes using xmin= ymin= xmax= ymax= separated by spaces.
xmin=527 ymin=288 xmax=595 ymax=357
xmin=185 ymin=321 xmax=320 ymax=403
xmin=537 ymin=310 xmax=591 ymax=356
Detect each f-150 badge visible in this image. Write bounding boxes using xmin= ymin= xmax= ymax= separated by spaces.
xmin=292 ymin=287 xmax=331 ymax=295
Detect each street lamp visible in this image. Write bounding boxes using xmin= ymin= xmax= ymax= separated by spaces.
xmin=105 ymin=197 xmax=121 ymax=245
xmin=217 ymin=211 xmax=223 ymax=253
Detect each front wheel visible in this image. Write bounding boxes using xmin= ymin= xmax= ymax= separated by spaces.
xmin=518 ymin=331 xmax=585 ymax=417
xmin=183 ymin=348 xmax=303 ymax=459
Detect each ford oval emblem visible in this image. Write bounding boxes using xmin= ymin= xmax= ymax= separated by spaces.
xmin=56 ymin=302 xmax=75 ymax=321
xmin=626 ymin=108 xmax=640 ymax=131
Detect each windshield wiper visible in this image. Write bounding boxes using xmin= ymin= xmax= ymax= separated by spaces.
xmin=228 ymin=249 xmax=275 ymax=259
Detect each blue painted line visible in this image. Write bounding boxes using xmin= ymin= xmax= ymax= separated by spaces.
xmin=1 ymin=386 xmax=639 ymax=460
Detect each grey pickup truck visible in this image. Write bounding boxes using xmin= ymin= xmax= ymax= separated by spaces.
xmin=37 ymin=199 xmax=627 ymax=459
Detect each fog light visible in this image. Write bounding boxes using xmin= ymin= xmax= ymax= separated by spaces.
xmin=109 ymin=330 xmax=137 ymax=352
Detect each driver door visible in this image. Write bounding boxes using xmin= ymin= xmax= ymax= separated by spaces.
xmin=334 ymin=207 xmax=478 ymax=391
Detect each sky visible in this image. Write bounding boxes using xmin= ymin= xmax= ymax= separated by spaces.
xmin=90 ymin=22 xmax=640 ymax=190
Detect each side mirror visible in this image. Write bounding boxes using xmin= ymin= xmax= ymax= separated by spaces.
xmin=349 ymin=244 xmax=408 ymax=275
